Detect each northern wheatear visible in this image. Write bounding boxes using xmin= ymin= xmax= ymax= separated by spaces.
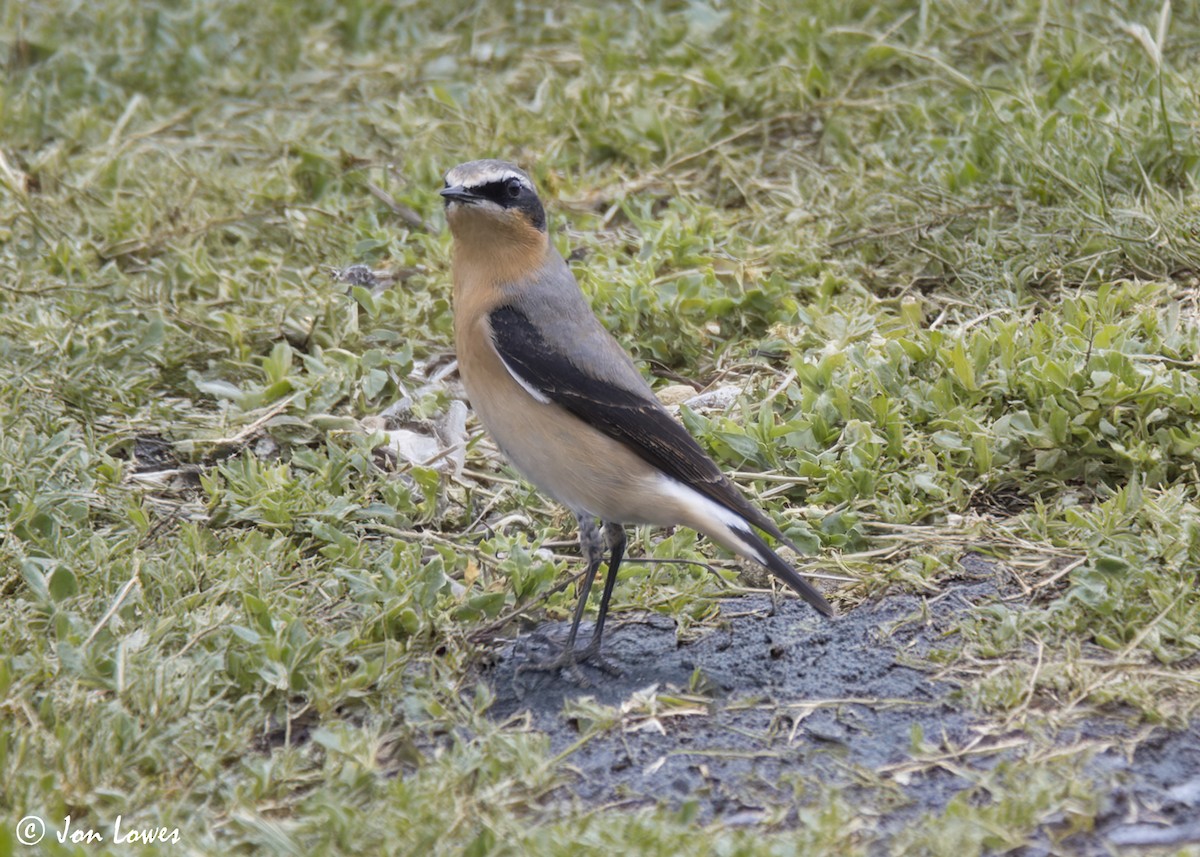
xmin=441 ymin=159 xmax=833 ymax=678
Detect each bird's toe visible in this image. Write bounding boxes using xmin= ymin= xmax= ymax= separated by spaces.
xmin=513 ymin=641 xmax=622 ymax=686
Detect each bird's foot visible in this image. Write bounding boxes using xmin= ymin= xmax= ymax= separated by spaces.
xmin=515 ymin=638 xmax=621 ymax=686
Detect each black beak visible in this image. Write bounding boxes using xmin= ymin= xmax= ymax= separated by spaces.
xmin=440 ymin=185 xmax=479 ymax=204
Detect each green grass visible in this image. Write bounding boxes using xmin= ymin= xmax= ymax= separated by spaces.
xmin=2 ymin=0 xmax=1199 ymax=853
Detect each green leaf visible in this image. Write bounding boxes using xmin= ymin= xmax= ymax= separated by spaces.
xmin=948 ymin=341 xmax=977 ymax=391
xmin=242 ymin=593 xmax=275 ymax=635
xmin=714 ymin=430 xmax=760 ymax=460
xmin=194 ymin=378 xmax=246 ymax=404
xmin=351 ymin=285 xmax=379 ymax=318
xmin=362 ymin=367 xmax=390 ymax=399
xmin=1092 ymin=554 xmax=1131 ymax=576
xmin=47 ymin=566 xmax=78 ymax=601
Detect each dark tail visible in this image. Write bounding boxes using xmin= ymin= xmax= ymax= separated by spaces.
xmin=727 ymin=523 xmax=835 ymax=617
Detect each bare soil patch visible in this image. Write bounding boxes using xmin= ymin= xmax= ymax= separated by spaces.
xmin=484 ymin=556 xmax=1200 ymax=852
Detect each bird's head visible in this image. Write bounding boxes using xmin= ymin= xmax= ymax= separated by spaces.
xmin=441 ymin=160 xmax=546 ymax=247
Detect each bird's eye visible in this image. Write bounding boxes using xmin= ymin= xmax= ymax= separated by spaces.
xmin=505 ymin=178 xmax=523 ymax=199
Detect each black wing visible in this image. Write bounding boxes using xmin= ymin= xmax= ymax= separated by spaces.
xmin=488 ymin=305 xmax=791 ymax=546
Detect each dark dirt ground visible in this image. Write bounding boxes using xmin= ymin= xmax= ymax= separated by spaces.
xmin=482 ymin=555 xmax=1200 ymax=854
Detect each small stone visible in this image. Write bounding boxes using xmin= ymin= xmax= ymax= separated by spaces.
xmin=656 ymin=384 xmax=699 ymax=406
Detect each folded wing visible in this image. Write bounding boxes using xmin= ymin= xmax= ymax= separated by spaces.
xmin=488 ymin=304 xmax=833 ymax=616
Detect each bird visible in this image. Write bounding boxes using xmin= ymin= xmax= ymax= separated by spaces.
xmin=440 ymin=159 xmax=834 ymax=679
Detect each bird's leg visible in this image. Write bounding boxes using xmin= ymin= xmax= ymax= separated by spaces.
xmin=516 ymin=514 xmax=620 ymax=683
xmin=560 ymin=513 xmax=604 ymax=653
xmin=570 ymin=522 xmax=626 ymax=671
